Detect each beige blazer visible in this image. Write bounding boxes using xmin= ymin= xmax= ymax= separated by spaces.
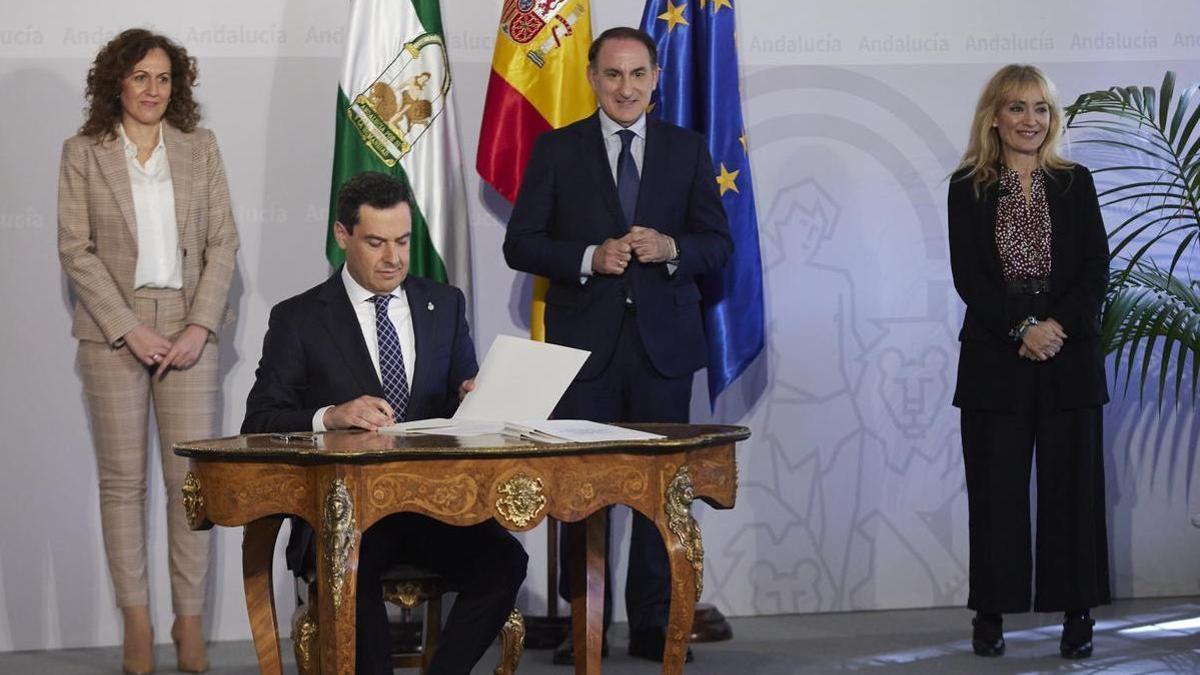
xmin=58 ymin=124 xmax=239 ymax=345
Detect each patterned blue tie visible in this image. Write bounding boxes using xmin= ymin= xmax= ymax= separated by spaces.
xmin=616 ymin=129 xmax=639 ymax=226
xmin=371 ymin=294 xmax=409 ymax=421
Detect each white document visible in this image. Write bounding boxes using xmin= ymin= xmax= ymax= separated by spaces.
xmin=453 ymin=335 xmax=590 ymax=422
xmin=504 ymin=420 xmax=667 ymax=444
xmin=379 ymin=335 xmax=589 ymax=438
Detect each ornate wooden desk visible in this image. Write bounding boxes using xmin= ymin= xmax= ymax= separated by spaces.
xmin=175 ymin=423 xmax=748 ymax=675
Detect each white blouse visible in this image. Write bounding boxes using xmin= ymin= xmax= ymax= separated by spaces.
xmin=119 ymin=124 xmax=182 ymax=289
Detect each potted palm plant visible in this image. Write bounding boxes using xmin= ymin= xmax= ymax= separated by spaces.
xmin=1066 ymin=73 xmax=1200 ymax=526
xmin=1065 ymin=72 xmax=1200 ymax=405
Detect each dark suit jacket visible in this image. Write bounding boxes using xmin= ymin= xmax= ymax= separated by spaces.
xmin=948 ymin=163 xmax=1110 ymax=411
xmin=503 ymin=112 xmax=733 ymax=380
xmin=241 ymin=270 xmax=478 ymax=569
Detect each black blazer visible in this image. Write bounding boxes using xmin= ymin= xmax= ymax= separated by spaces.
xmin=242 ymin=271 xmax=477 ymax=433
xmin=948 ymin=163 xmax=1110 ymax=411
xmin=240 ymin=270 xmax=478 ymax=570
xmin=503 ymin=112 xmax=733 ymax=380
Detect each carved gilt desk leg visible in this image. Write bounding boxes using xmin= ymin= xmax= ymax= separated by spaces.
xmin=493 ymin=608 xmax=525 ymax=675
xmin=243 ymin=516 xmax=286 ymax=675
xmin=292 ymin=601 xmax=319 ymax=675
xmin=568 ymin=509 xmax=607 ymax=675
xmin=659 ymin=464 xmax=704 ymax=675
xmin=316 ymin=476 xmax=361 ymax=675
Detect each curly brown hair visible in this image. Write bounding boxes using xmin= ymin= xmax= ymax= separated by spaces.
xmin=80 ymin=28 xmax=200 ymax=139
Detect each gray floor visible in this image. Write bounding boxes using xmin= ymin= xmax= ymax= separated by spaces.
xmin=2 ymin=596 xmax=1198 ymax=674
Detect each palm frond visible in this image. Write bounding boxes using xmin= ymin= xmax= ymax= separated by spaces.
xmin=1103 ymin=261 xmax=1200 ymax=405
xmin=1067 ymin=71 xmax=1200 ymax=405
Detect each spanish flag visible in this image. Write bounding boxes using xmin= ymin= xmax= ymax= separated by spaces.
xmin=476 ymin=0 xmax=595 ymax=340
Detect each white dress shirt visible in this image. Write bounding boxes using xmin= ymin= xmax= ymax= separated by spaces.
xmin=599 ymin=108 xmax=647 ymax=181
xmin=120 ymin=123 xmax=182 ymax=289
xmin=312 ymin=266 xmax=417 ymax=430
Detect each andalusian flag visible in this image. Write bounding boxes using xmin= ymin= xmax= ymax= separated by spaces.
xmin=477 ymin=0 xmax=595 ymax=341
xmin=326 ymin=0 xmax=471 ymax=298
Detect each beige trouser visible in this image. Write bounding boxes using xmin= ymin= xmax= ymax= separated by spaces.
xmin=78 ymin=288 xmax=215 ymax=615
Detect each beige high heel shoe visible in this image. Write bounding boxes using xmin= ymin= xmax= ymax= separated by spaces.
xmin=171 ymin=615 xmax=209 ymax=673
xmin=121 ymin=605 xmax=155 ymax=675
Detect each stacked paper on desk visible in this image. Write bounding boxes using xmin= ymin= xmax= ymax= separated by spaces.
xmin=386 ymin=418 xmax=504 ymax=437
xmin=388 ymin=419 xmax=666 ymax=443
xmin=503 ymin=420 xmax=666 ymax=444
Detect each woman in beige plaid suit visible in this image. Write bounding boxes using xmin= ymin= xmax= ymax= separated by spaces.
xmin=57 ymin=29 xmax=238 ymax=675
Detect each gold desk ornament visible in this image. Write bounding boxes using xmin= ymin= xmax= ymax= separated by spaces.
xmin=495 ymin=473 xmax=546 ymax=528
xmin=292 ymin=604 xmax=318 ymax=671
xmin=666 ymin=464 xmax=705 ymax=598
xmin=322 ymin=478 xmax=357 ymax=610
xmin=494 ymin=608 xmax=526 ymax=675
xmin=382 ymin=580 xmax=430 ymax=610
xmin=182 ymin=471 xmax=204 ymax=529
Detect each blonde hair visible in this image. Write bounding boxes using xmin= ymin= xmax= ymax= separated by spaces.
xmin=955 ymin=64 xmax=1073 ymax=197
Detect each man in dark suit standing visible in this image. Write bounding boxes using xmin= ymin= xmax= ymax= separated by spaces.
xmin=503 ymin=26 xmax=732 ymax=664
xmin=242 ymin=172 xmax=527 ymax=675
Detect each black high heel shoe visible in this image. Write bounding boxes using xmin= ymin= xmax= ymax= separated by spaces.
xmin=971 ymin=612 xmax=1005 ymax=657
xmin=1060 ymin=609 xmax=1094 ymax=659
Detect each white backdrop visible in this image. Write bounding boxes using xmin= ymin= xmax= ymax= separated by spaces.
xmin=1 ymin=0 xmax=1198 ymax=651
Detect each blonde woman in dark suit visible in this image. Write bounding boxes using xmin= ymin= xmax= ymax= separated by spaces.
xmin=948 ymin=64 xmax=1110 ymax=660
xmin=57 ymin=28 xmax=238 ymax=674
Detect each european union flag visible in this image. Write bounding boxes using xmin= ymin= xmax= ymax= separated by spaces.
xmin=640 ymin=0 xmax=765 ymax=406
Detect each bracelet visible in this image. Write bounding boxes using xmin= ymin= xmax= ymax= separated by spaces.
xmin=667 ymin=236 xmax=680 ymax=262
xmin=1010 ymin=316 xmax=1038 ymax=342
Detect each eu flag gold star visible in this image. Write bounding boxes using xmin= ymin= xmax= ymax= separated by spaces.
xmin=712 ymin=0 xmax=733 ymax=13
xmin=716 ymin=162 xmax=741 ymax=196
xmin=739 ymin=130 xmax=749 ymax=155
xmin=658 ymin=1 xmax=689 ymax=32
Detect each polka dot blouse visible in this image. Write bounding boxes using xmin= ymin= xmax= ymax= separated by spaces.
xmin=994 ymin=166 xmax=1052 ymax=282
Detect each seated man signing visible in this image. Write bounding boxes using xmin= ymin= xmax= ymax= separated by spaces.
xmin=241 ymin=171 xmax=527 ymax=675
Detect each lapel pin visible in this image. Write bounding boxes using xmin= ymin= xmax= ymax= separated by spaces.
xmin=427 ymin=301 xmax=434 ymax=311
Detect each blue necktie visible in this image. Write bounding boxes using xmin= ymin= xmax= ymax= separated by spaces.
xmin=371 ymin=294 xmax=409 ymax=422
xmin=616 ymin=129 xmax=639 ymax=226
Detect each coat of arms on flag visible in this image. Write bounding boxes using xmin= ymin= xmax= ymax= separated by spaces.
xmin=500 ymin=0 xmax=588 ymax=68
xmin=347 ymin=33 xmax=451 ymax=167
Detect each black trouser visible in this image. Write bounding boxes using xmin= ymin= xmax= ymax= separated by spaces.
xmin=354 ymin=514 xmax=528 ymax=675
xmin=960 ymin=354 xmax=1111 ymax=613
xmin=554 ymin=309 xmax=691 ymax=632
